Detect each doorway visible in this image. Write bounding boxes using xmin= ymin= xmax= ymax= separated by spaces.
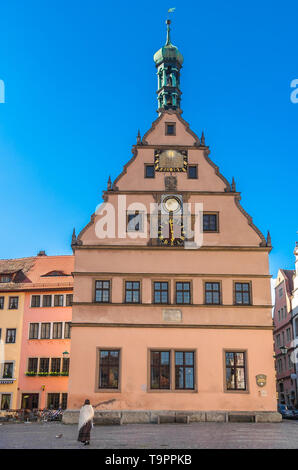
xmin=21 ymin=393 xmax=39 ymax=409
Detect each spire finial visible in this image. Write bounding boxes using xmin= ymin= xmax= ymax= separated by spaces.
xmin=71 ymin=228 xmax=76 ymax=245
xmin=137 ymin=129 xmax=141 ymax=144
xmin=266 ymin=230 xmax=272 ymax=247
xmin=107 ymin=176 xmax=112 ymax=191
xmin=201 ymin=131 xmax=205 ymax=146
xmin=231 ymin=177 xmax=236 ymax=192
xmin=165 ymin=19 xmax=171 ymax=46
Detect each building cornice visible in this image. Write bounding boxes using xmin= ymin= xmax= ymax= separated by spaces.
xmin=70 ymin=322 xmax=273 ymax=330
xmin=73 ymin=245 xmax=272 ymax=252
xmin=72 ymin=271 xmax=272 ymax=279
xmin=72 ymin=302 xmax=273 ymax=308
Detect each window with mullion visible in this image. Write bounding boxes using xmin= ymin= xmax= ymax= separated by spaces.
xmin=125 ymin=281 xmax=140 ymax=303
xmin=53 ymin=322 xmax=62 ymax=339
xmin=43 ymin=295 xmax=52 ymax=307
xmin=51 ymin=358 xmax=61 ymax=373
xmin=154 ymin=282 xmax=169 ymax=304
xmin=8 ymin=297 xmax=18 ymax=309
xmin=0 ymin=297 xmax=4 ymax=309
xmin=31 ymin=295 xmax=40 ymax=307
xmin=29 ymin=323 xmax=39 ymax=339
xmin=150 ymin=351 xmax=170 ymax=389
xmin=64 ymin=322 xmax=71 ymax=339
xmin=99 ymin=350 xmax=120 ymax=389
xmin=41 ymin=323 xmax=51 ymax=339
xmin=3 ymin=362 xmax=13 ymax=379
xmin=205 ymin=282 xmax=221 ymax=305
xmin=175 ymin=351 xmax=195 ymax=390
xmin=62 ymin=358 xmax=70 ymax=373
xmin=6 ymin=329 xmax=16 ymax=343
xmin=54 ymin=295 xmax=64 ymax=307
xmin=176 ymin=282 xmax=191 ymax=304
xmin=28 ymin=358 xmax=38 ymax=373
xmin=47 ymin=393 xmax=60 ymax=409
xmin=203 ymin=213 xmax=218 ymax=232
xmin=225 ymin=351 xmax=247 ymax=391
xmin=234 ymin=283 xmax=251 ymax=305
xmin=39 ymin=358 xmax=49 ymax=373
xmin=95 ymin=280 xmax=111 ymax=303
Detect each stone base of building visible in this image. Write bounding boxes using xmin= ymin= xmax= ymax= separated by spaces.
xmin=62 ymin=409 xmax=282 ymax=425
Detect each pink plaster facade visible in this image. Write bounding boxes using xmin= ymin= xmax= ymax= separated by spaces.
xmin=67 ymin=111 xmax=277 ymax=416
xmin=17 ymin=255 xmax=73 ymax=409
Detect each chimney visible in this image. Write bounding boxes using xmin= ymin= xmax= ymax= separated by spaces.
xmin=37 ymin=250 xmax=47 ymax=256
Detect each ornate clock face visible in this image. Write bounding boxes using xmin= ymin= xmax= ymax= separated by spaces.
xmin=163 ymin=196 xmax=181 ymax=213
xmin=155 ymin=149 xmax=188 ymax=172
xmin=158 ymin=216 xmax=185 ymax=246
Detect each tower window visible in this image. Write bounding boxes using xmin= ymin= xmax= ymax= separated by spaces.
xmin=145 ymin=164 xmax=155 ymax=178
xmin=165 ymin=123 xmax=176 ymax=136
xmin=188 ymin=165 xmax=198 ymax=179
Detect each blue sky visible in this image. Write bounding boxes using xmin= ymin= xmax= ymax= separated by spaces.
xmin=0 ymin=0 xmax=297 ymax=277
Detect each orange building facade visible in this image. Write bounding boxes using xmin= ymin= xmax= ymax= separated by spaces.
xmin=65 ymin=22 xmax=280 ymax=423
xmin=0 ymin=254 xmax=73 ymax=411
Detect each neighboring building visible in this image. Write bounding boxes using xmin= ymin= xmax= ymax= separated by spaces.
xmin=0 ymin=253 xmax=74 ymax=410
xmin=291 ymin=243 xmax=298 ymax=398
xmin=0 ymin=259 xmax=30 ymax=409
xmin=273 ymin=269 xmax=295 ymax=405
xmin=66 ymin=20 xmax=278 ymax=422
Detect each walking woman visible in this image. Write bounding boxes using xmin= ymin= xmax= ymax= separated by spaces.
xmin=78 ymin=399 xmax=94 ymax=446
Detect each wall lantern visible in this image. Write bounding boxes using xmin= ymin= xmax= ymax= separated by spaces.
xmin=63 ymin=351 xmax=70 ymax=358
xmin=280 ymin=346 xmax=288 ymax=355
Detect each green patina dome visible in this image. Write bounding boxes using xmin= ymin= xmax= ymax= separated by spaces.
xmin=154 ymin=44 xmax=184 ymax=66
xmin=153 ymin=21 xmax=184 ymax=66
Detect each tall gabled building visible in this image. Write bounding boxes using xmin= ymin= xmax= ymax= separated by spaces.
xmin=65 ymin=21 xmax=279 ymax=423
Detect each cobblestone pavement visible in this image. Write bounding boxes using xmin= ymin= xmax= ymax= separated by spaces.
xmin=0 ymin=420 xmax=298 ymax=449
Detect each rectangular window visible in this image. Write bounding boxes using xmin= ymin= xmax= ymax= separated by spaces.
xmin=125 ymin=281 xmax=140 ymax=303
xmin=3 ymin=362 xmax=13 ymax=379
xmin=95 ymin=280 xmax=110 ymax=303
xmin=276 ymin=334 xmax=280 ymax=347
xmin=188 ymin=165 xmax=198 ymax=179
xmin=47 ymin=393 xmax=60 ymax=409
xmin=145 ymin=164 xmax=155 ymax=178
xmin=154 ymin=282 xmax=169 ymax=304
xmin=61 ymin=393 xmax=68 ymax=410
xmin=286 ymin=328 xmax=291 ymax=342
xmin=175 ymin=351 xmax=195 ymax=390
xmin=98 ymin=350 xmax=120 ymax=389
xmin=8 ymin=297 xmax=18 ymax=309
xmin=203 ymin=213 xmax=218 ymax=232
xmin=150 ymin=351 xmax=170 ymax=389
xmin=6 ymin=329 xmax=16 ymax=343
xmin=288 ymin=355 xmax=293 ymax=369
xmin=64 ymin=322 xmax=71 ymax=339
xmin=39 ymin=358 xmax=49 ymax=373
xmin=66 ymin=294 xmax=73 ymax=306
xmin=234 ymin=282 xmax=251 ymax=305
xmin=165 ymin=122 xmax=176 ymax=135
xmin=282 ymin=331 xmax=285 ymax=346
xmin=54 ymin=295 xmax=64 ymax=307
xmin=278 ymin=310 xmax=280 ymax=321
xmin=205 ymin=282 xmax=221 ymax=305
xmin=29 ymin=323 xmax=39 ymax=340
xmin=28 ymin=358 xmax=38 ymax=374
xmin=1 ymin=394 xmax=11 ymax=410
xmin=225 ymin=351 xmax=247 ymax=391
xmin=51 ymin=358 xmax=61 ymax=373
xmin=279 ymin=287 xmax=283 ymax=298
xmin=43 ymin=295 xmax=52 ymax=307
xmin=0 ymin=275 xmax=11 ymax=283
xmin=53 ymin=322 xmax=62 ymax=339
xmin=62 ymin=358 xmax=70 ymax=374
xmin=127 ymin=211 xmax=144 ymax=232
xmin=0 ymin=297 xmax=4 ymax=309
xmin=40 ymin=323 xmax=51 ymax=339
xmin=31 ymin=295 xmax=41 ymax=307
xmin=176 ymin=282 xmax=191 ymax=304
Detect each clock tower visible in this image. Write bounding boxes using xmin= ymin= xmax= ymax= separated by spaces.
xmin=66 ymin=20 xmax=279 ymax=424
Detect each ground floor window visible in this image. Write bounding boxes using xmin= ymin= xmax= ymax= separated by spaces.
xmin=150 ymin=351 xmax=170 ymax=389
xmin=61 ymin=393 xmax=68 ymax=410
xmin=98 ymin=350 xmax=120 ymax=389
xmin=47 ymin=393 xmax=60 ymax=409
xmin=1 ymin=394 xmax=11 ymax=410
xmin=225 ymin=351 xmax=247 ymax=391
xmin=150 ymin=350 xmax=195 ymax=391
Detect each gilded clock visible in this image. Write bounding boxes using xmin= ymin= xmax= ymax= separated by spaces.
xmin=154 ymin=149 xmax=188 ymax=173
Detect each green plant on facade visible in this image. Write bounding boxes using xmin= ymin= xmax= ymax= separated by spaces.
xmin=25 ymin=371 xmax=37 ymax=376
